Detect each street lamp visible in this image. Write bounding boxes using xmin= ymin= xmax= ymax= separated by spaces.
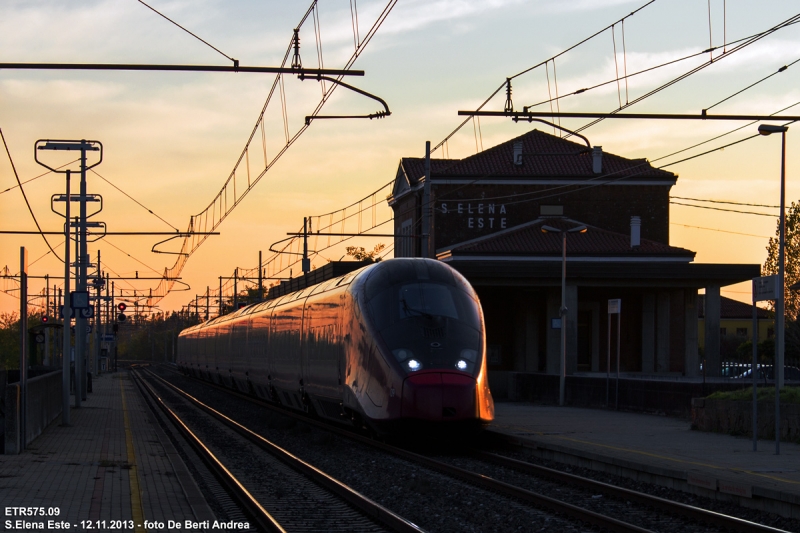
xmin=758 ymin=124 xmax=788 ymax=390
xmin=541 ymin=223 xmax=588 ymax=406
xmin=758 ymin=123 xmax=788 ymax=456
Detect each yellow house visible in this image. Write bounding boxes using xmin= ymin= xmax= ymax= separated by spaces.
xmin=698 ymin=295 xmax=773 ymax=350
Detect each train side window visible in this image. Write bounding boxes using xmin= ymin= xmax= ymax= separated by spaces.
xmin=336 ymin=272 xmax=357 ymax=287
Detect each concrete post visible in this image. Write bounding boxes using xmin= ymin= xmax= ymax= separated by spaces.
xmin=546 ymin=288 xmax=560 ymax=374
xmin=565 ymin=285 xmax=579 ymax=375
xmin=641 ymin=293 xmax=655 ymax=373
xmin=684 ymin=289 xmax=699 ymax=377
xmin=656 ymin=292 xmax=670 ymax=372
xmin=704 ymin=285 xmax=722 ymax=377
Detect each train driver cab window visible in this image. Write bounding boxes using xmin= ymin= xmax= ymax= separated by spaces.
xmin=399 ymin=283 xmax=458 ymax=320
xmin=368 ymin=281 xmax=481 ymax=334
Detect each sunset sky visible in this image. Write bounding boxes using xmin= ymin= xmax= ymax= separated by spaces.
xmin=1 ymin=0 xmax=799 ymax=315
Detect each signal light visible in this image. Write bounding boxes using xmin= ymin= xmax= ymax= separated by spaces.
xmin=118 ymin=313 xmax=126 ymax=322
xmin=118 ymin=302 xmax=127 ymax=312
xmin=41 ymin=315 xmax=49 ymax=323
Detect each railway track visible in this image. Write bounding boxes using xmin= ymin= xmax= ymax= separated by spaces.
xmin=151 ymin=365 xmax=792 ymax=533
xmin=131 ymin=368 xmax=424 ymax=533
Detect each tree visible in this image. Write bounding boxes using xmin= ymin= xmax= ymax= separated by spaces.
xmin=345 ymin=243 xmax=385 ymax=262
xmin=763 ymin=201 xmax=800 ymax=320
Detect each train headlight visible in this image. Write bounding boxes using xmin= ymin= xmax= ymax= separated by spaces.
xmin=392 ymin=348 xmax=413 ymax=362
xmin=460 ymin=348 xmax=478 ymax=362
xmin=456 ymin=360 xmax=468 ymax=370
xmin=407 ymin=359 xmax=421 ymax=371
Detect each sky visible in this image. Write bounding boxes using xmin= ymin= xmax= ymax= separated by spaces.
xmin=1 ymin=0 xmax=799 ymax=316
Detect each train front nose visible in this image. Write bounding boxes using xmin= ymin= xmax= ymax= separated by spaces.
xmin=401 ymin=372 xmax=476 ymax=420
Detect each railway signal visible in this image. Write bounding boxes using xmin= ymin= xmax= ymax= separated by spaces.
xmin=118 ymin=302 xmax=127 ymax=322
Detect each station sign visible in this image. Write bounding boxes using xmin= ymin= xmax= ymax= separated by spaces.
xmin=753 ymin=275 xmax=780 ymax=302
xmin=608 ymin=299 xmax=621 ymax=314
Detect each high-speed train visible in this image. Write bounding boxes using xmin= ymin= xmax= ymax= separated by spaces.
xmin=177 ymin=258 xmax=494 ymax=435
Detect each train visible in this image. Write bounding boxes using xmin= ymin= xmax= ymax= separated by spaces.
xmin=177 ymin=258 xmax=494 ymax=435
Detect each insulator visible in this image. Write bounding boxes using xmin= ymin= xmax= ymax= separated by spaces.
xmin=291 ymin=28 xmax=302 ymax=70
xmin=504 ymin=78 xmax=513 ymax=113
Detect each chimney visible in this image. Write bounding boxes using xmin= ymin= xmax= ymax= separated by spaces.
xmin=630 ymin=216 xmax=641 ymax=248
xmin=513 ymin=141 xmax=523 ymax=166
xmin=592 ymin=146 xmax=603 ymax=174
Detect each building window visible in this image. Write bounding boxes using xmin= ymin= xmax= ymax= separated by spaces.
xmin=720 ymin=327 xmax=727 ymax=336
xmin=399 ymin=219 xmax=413 ymax=257
xmin=736 ymin=327 xmax=747 ymax=337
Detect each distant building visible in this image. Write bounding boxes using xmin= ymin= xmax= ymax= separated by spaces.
xmin=388 ymin=129 xmax=760 ymax=382
xmin=697 ymin=294 xmax=774 ymax=351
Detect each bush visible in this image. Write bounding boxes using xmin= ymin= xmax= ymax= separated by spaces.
xmin=736 ymin=338 xmax=776 ymax=363
xmin=708 ymin=386 xmax=800 ymax=404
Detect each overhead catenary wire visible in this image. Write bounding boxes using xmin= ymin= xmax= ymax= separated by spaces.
xmin=90 ymin=168 xmax=180 ymax=231
xmin=704 ymin=57 xmax=800 ymax=111
xmin=103 ymin=239 xmax=165 ymax=277
xmin=570 ymin=12 xmax=800 ymax=135
xmin=136 ymin=0 xmax=238 ymax=64
xmin=0 ymin=127 xmax=63 ymax=262
xmin=143 ymin=0 xmax=398 ymax=307
xmin=432 ymin=0 xmax=658 ymax=153
xmin=0 ymin=159 xmax=78 ymax=195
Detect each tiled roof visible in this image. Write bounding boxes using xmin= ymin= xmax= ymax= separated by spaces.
xmin=697 ymin=295 xmax=772 ymax=319
xmin=441 ymin=217 xmax=694 ymax=259
xmin=401 ymin=129 xmax=675 ymax=183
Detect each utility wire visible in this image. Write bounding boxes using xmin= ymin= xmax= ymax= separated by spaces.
xmin=433 ymin=0 xmax=658 ymax=153
xmin=650 ymin=101 xmax=800 ymax=163
xmin=136 ymin=0 xmax=237 ymax=64
xmin=0 ymin=128 xmax=63 ymax=262
xmin=29 ymin=242 xmax=64 ymax=268
xmin=705 ymin=57 xmax=800 ymax=111
xmin=0 ymin=159 xmax=78 ymax=195
xmin=103 ymin=239 xmax=164 ymax=276
xmin=670 ymin=196 xmax=779 ymax=209
xmin=572 ymin=12 xmax=800 ymax=135
xmin=670 ymin=222 xmax=769 ymax=238
xmin=101 ymin=262 xmax=139 ymax=291
xmin=90 ymin=168 xmax=180 ymax=231
xmin=669 ymin=201 xmax=775 ymax=217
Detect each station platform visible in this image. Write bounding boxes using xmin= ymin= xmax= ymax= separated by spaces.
xmin=0 ymin=371 xmax=215 ymax=532
xmin=491 ymin=402 xmax=800 ymax=519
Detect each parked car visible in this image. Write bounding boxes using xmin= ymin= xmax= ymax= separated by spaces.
xmin=734 ymin=365 xmax=800 ymax=382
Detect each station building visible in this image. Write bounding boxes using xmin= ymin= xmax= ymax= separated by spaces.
xmin=388 ymin=129 xmax=760 ymax=397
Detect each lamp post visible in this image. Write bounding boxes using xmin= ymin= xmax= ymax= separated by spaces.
xmin=758 ymin=123 xmax=788 ymax=455
xmin=541 ymin=223 xmax=587 ymax=406
xmin=758 ymin=124 xmax=788 ymax=390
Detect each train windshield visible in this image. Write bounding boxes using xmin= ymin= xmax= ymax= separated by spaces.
xmin=369 ymin=282 xmax=479 ymax=331
xmin=367 ymin=281 xmax=483 ymax=374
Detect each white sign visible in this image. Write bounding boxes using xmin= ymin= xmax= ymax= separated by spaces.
xmin=753 ymin=275 xmax=780 ymax=302
xmin=440 ymin=202 xmax=508 ymax=230
xmin=608 ymin=299 xmax=621 ymax=314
